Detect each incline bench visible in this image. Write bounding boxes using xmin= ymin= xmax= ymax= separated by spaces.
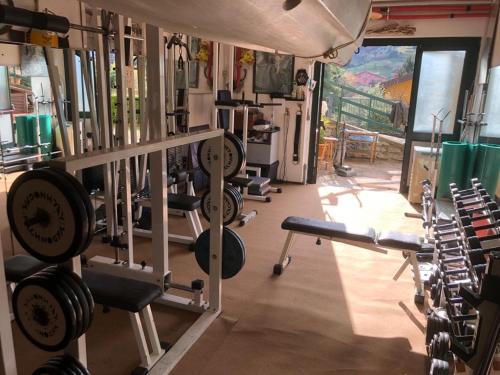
xmin=274 ymin=216 xmax=432 ymax=304
xmin=4 ymin=255 xmax=165 ymax=374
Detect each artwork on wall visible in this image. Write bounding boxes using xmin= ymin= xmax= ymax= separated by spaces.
xmin=21 ymin=46 xmax=48 ymax=77
xmin=188 ymin=36 xmax=201 ymax=88
xmin=253 ymin=51 xmax=294 ymax=95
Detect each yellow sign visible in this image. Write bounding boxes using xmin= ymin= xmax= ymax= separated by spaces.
xmin=27 ymin=31 xmax=59 ymax=48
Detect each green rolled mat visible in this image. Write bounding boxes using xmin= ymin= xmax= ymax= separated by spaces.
xmin=15 ymin=115 xmax=36 ymax=154
xmin=463 ymin=143 xmax=479 ymax=189
xmin=38 ymin=114 xmax=52 ymax=160
xmin=475 ymin=143 xmax=500 ymax=197
xmin=437 ymin=141 xmax=469 ymax=199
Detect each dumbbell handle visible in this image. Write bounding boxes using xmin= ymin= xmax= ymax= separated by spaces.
xmin=455 ymin=195 xmax=491 ymax=209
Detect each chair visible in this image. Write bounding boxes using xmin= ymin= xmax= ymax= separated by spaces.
xmin=345 ymin=130 xmax=379 ymax=164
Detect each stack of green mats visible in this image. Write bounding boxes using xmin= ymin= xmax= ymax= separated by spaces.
xmin=475 ymin=144 xmax=500 ymax=197
xmin=437 ymin=141 xmax=468 ymax=198
xmin=437 ymin=141 xmax=500 ymax=198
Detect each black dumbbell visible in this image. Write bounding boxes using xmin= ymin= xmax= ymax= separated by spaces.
xmin=463 ymin=220 xmax=500 ymax=238
xmin=455 ymin=193 xmax=492 ymax=209
xmin=459 ymin=210 xmax=500 ymax=227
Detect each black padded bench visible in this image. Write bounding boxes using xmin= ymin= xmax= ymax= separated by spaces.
xmin=4 ymin=255 xmax=47 ymax=283
xmin=275 ymin=216 xmax=426 ymax=304
xmin=82 ymin=269 xmax=162 ymax=313
xmin=168 ymin=193 xmax=200 ymax=212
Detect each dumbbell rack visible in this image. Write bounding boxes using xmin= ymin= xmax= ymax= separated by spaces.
xmin=426 ymin=179 xmax=500 ymax=375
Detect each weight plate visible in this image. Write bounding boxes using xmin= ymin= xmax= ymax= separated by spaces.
xmin=7 ymin=169 xmax=88 ymax=263
xmin=197 ymin=132 xmax=246 ymax=179
xmin=33 ymin=363 xmax=73 ymax=375
xmin=226 ymin=184 xmax=243 ymax=211
xmin=13 ymin=273 xmax=77 ymax=351
xmin=44 ymin=266 xmax=91 ymax=337
xmin=36 ymin=268 xmax=83 ymax=340
xmin=49 ymin=168 xmax=96 ymax=254
xmin=44 ymin=358 xmax=78 ymax=375
xmin=195 ymin=227 xmax=246 ymax=279
xmin=47 ymin=355 xmax=84 ymax=375
xmin=201 ymin=188 xmax=240 ymax=226
xmin=61 ymin=269 xmax=94 ymax=336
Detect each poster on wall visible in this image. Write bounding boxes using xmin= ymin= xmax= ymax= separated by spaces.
xmin=21 ymin=46 xmax=48 ymax=77
xmin=253 ymin=51 xmax=294 ymax=95
xmin=188 ymin=37 xmax=200 ymax=88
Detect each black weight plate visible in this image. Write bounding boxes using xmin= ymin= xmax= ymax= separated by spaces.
xmin=60 ymin=269 xmax=93 ymax=337
xmin=47 ymin=355 xmax=84 ymax=375
xmin=201 ymin=188 xmax=240 ymax=226
xmin=49 ymin=168 xmax=96 ymax=254
xmin=36 ymin=268 xmax=83 ymax=340
xmin=226 ymin=184 xmax=243 ymax=211
xmin=7 ymin=169 xmax=88 ymax=263
xmin=44 ymin=266 xmax=90 ymax=337
xmin=44 ymin=358 xmax=78 ymax=375
xmin=195 ymin=227 xmax=246 ymax=279
xmin=13 ymin=274 xmax=77 ymax=351
xmin=33 ymin=363 xmax=72 ymax=375
xmin=197 ymin=132 xmax=246 ymax=179
xmin=62 ymin=271 xmax=94 ymax=332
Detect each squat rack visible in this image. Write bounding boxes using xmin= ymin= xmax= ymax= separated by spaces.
xmin=0 ymin=6 xmax=225 ymax=375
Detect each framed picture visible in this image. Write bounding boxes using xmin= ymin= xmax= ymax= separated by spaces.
xmin=188 ymin=37 xmax=201 ymax=88
xmin=253 ymin=51 xmax=294 ymax=95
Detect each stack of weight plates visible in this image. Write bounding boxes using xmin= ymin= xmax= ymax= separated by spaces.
xmin=197 ymin=132 xmax=246 ymax=179
xmin=7 ymin=168 xmax=96 ymax=263
xmin=201 ymin=186 xmax=243 ymax=226
xmin=33 ymin=354 xmax=90 ymax=375
xmin=12 ymin=266 xmax=94 ymax=352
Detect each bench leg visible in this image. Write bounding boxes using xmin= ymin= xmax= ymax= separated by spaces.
xmin=130 ymin=312 xmax=153 ymax=369
xmin=141 ymin=306 xmax=163 ymax=358
xmin=186 ymin=211 xmax=202 ymax=239
xmin=409 ymin=252 xmax=425 ymax=304
xmin=273 ymin=231 xmax=295 ymax=275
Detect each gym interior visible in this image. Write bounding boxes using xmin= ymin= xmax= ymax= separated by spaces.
xmin=0 ymin=1 xmax=499 ymax=374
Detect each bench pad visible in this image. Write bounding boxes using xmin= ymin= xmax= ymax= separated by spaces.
xmin=282 ymin=216 xmax=376 ymax=244
xmin=82 ymin=269 xmax=162 ymax=313
xmin=168 ymin=194 xmax=200 ymax=211
xmin=377 ymin=231 xmax=422 ymax=251
xmin=229 ymin=177 xmax=253 ymax=187
xmin=249 ymin=176 xmax=270 ymax=187
xmin=4 ymin=255 xmax=47 ymax=283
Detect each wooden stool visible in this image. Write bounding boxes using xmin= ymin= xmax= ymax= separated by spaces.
xmin=323 ymin=136 xmax=338 ymax=169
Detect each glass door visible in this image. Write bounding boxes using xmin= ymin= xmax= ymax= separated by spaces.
xmin=400 ymin=38 xmax=480 ymax=193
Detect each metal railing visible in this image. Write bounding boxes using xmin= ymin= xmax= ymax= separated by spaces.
xmin=326 ymin=84 xmax=404 ymax=137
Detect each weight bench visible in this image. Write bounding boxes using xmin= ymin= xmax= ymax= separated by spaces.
xmin=82 ymin=269 xmax=165 ymax=374
xmin=134 ymin=193 xmax=203 ymax=246
xmin=4 ymin=255 xmax=165 ymax=374
xmin=274 ymin=216 xmax=429 ymax=304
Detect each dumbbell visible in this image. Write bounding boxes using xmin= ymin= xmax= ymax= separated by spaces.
xmin=452 ymin=187 xmax=488 ymax=202
xmin=429 ymin=358 xmax=451 ymax=375
xmin=455 ymin=194 xmax=492 ymax=210
xmin=426 ymin=308 xmax=451 ymax=344
xmin=449 ymin=179 xmax=481 ymax=194
xmin=428 ymin=331 xmax=451 ymax=360
xmin=462 ymin=221 xmax=500 ymax=238
xmin=457 ymin=201 xmax=498 ymax=217
xmin=459 ymin=210 xmax=500 ymax=227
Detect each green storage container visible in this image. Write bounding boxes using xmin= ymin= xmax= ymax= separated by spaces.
xmin=475 ymin=143 xmax=500 ymax=197
xmin=464 ymin=143 xmax=479 ymax=188
xmin=437 ymin=141 xmax=469 ymax=198
xmin=38 ymin=114 xmax=52 ymax=159
xmin=15 ymin=115 xmax=37 ymax=154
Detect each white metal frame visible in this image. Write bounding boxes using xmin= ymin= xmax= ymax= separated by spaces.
xmin=0 ymin=231 xmax=17 ymax=375
xmin=44 ymin=17 xmax=225 ymax=374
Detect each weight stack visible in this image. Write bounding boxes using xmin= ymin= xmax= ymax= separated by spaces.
xmin=475 ymin=143 xmax=500 ymax=197
xmin=437 ymin=141 xmax=468 ymax=199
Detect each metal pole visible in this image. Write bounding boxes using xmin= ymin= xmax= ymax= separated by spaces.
xmin=147 ymin=24 xmax=169 ymax=285
xmin=228 ymin=45 xmax=235 ymax=133
xmin=211 ymin=42 xmax=219 ymax=130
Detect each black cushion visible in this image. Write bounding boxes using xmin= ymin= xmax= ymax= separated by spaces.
xmin=215 ymin=100 xmax=240 ymax=107
xmin=4 ymin=255 xmax=47 ymax=283
xmin=282 ymin=216 xmax=376 ymax=243
xmin=168 ymin=194 xmax=200 ymax=211
xmin=229 ymin=177 xmax=253 ymax=187
xmin=82 ymin=269 xmax=162 ymax=312
xmin=377 ymin=231 xmax=422 ymax=251
xmin=249 ymin=176 xmax=270 ymax=187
